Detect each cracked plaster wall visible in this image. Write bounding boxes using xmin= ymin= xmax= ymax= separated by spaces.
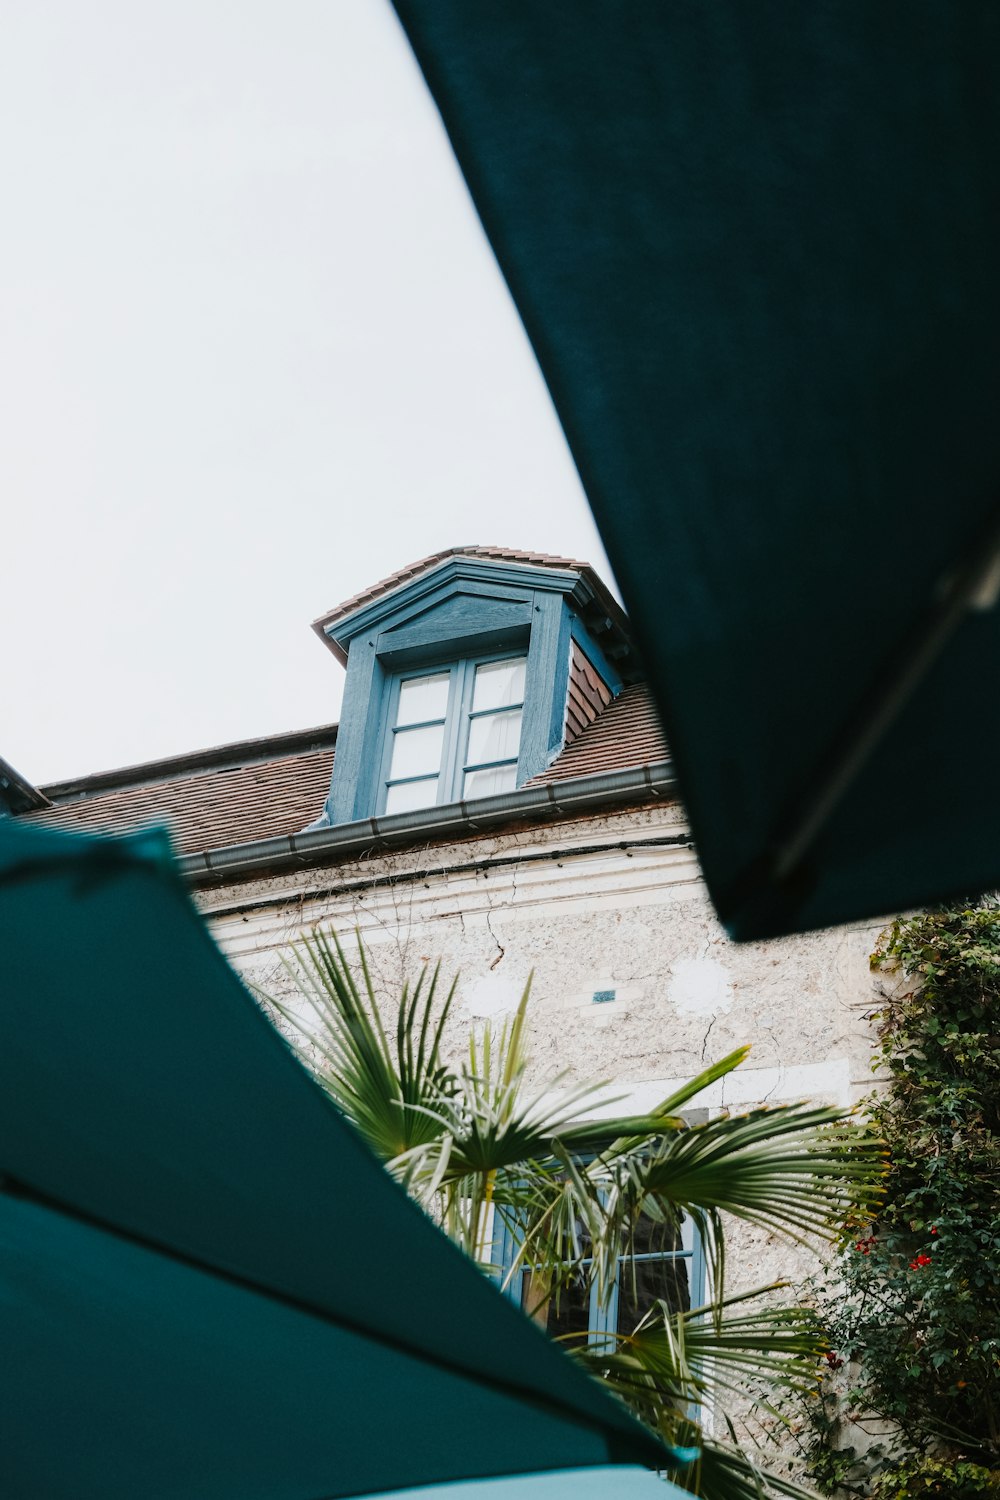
xmin=199 ymin=802 xmax=883 ymax=1114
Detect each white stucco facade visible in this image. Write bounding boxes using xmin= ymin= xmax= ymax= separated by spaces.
xmin=199 ymin=800 xmax=882 ymax=1117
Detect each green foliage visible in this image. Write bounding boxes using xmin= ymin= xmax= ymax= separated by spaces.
xmin=787 ymin=903 xmax=1000 ymax=1490
xmin=867 ymin=1455 xmax=1000 ymax=1498
xmin=265 ymin=930 xmax=886 ymax=1500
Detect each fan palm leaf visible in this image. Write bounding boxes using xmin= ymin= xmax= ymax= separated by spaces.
xmin=265 ymin=929 xmax=458 ymax=1162
xmin=572 ymin=1283 xmax=826 ymax=1408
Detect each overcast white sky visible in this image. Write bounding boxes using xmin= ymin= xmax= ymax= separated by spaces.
xmin=1 ymin=1 xmax=614 ymax=786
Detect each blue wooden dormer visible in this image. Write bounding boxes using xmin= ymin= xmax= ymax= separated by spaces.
xmin=311 ymin=548 xmax=637 ymax=827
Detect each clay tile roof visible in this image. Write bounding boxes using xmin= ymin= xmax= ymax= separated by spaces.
xmin=19 ymin=729 xmax=335 ymax=856
xmin=527 ymin=683 xmax=669 ymax=785
xmin=314 ymin=546 xmax=591 ymax=634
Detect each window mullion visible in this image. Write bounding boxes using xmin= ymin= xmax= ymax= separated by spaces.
xmin=463 ymin=748 xmax=522 ymax=770
xmin=385 ymin=770 xmax=444 ymax=790
xmin=391 ymin=714 xmax=449 ymax=734
xmin=588 ymin=1183 xmax=616 ymax=1354
xmin=629 ymin=1251 xmax=691 ymax=1263
xmin=590 ymin=1272 xmax=618 ymax=1355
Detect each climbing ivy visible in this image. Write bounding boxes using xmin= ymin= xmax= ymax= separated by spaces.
xmin=867 ymin=1456 xmax=1000 ymax=1498
xmin=789 ymin=904 xmax=1000 ymax=1493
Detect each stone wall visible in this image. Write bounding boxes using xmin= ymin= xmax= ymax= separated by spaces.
xmin=197 ymin=799 xmax=883 ymax=1116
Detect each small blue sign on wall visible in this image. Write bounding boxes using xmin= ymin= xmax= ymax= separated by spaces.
xmin=592 ymin=989 xmax=616 ymax=1005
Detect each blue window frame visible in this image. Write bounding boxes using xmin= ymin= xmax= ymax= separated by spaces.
xmin=378 ymin=653 xmax=527 ymax=815
xmin=493 ymin=1201 xmax=706 ymax=1353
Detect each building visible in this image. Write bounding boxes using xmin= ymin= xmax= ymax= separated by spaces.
xmin=13 ymin=546 xmax=882 ymax=1338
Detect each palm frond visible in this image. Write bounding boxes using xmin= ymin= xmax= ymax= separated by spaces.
xmin=265 ymin=929 xmax=458 ymax=1163
xmin=589 ymin=1105 xmax=884 ymax=1309
xmin=573 ymin=1282 xmax=826 ymax=1410
xmin=557 ymin=1047 xmax=753 ymax=1157
xmin=639 ymin=1105 xmax=883 ymax=1233
xmin=412 ymin=982 xmax=628 ymax=1263
xmin=670 ymin=1438 xmax=818 ymax=1500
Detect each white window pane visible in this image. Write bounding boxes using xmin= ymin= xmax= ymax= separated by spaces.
xmin=467 ymin=709 xmax=522 ymax=767
xmin=389 ymin=723 xmax=445 ymax=780
xmin=464 ymin=764 xmax=517 ymax=799
xmin=472 ymin=658 xmax=526 ymax=712
xmin=385 ymin=777 xmax=439 ymax=815
xmin=396 ymin=672 xmax=450 ymax=727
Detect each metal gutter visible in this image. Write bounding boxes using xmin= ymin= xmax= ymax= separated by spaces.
xmin=178 ymin=760 xmax=678 ymax=885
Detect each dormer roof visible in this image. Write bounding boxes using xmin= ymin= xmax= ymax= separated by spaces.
xmin=312 ymin=545 xmax=632 ymax=670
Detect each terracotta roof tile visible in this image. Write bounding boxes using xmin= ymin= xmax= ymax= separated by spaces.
xmin=21 ymin=741 xmax=334 ymax=855
xmin=564 ymin=639 xmax=614 ymax=746
xmin=529 ymin=683 xmax=669 ymax=784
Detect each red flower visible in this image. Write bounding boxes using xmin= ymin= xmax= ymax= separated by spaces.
xmin=909 ymin=1254 xmax=932 ymax=1269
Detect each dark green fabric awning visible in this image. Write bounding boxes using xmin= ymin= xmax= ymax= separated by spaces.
xmin=0 ymin=820 xmax=673 ymax=1498
xmin=392 ymin=2 xmax=1000 ymax=937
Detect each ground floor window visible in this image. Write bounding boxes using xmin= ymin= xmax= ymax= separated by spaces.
xmin=494 ymin=1201 xmax=705 ymax=1352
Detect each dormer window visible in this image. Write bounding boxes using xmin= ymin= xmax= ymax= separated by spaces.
xmin=312 ymin=549 xmax=635 ymax=828
xmin=382 ymin=655 xmax=527 ymax=814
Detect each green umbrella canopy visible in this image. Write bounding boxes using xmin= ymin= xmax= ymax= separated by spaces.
xmin=0 ymin=819 xmax=675 ymax=1499
xmin=392 ymin=2 xmax=1000 ymax=938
